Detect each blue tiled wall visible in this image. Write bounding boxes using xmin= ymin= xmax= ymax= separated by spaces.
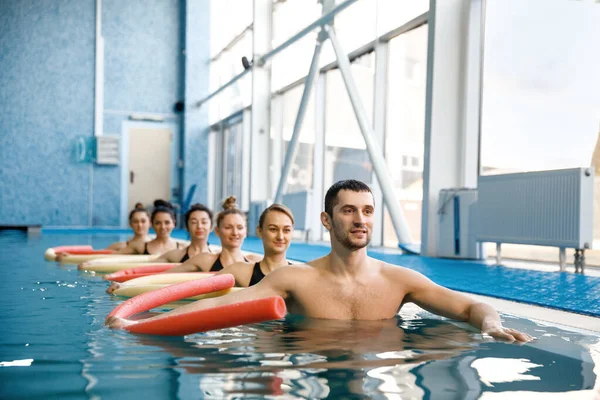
xmin=0 ymin=0 xmax=210 ymax=227
xmin=0 ymin=0 xmax=96 ymax=226
xmin=183 ymin=0 xmax=211 ymax=206
xmin=95 ymin=0 xmax=185 ymax=226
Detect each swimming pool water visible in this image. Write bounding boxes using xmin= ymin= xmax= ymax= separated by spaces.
xmin=0 ymin=230 xmax=598 ymax=399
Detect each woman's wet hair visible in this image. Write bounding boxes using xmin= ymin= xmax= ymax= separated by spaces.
xmin=151 ymin=199 xmax=176 ymax=223
xmin=184 ymin=203 xmax=213 ymax=230
xmin=216 ymin=196 xmax=246 ymax=227
xmin=258 ymin=204 xmax=295 ymax=229
xmin=129 ymin=203 xmax=149 ymax=222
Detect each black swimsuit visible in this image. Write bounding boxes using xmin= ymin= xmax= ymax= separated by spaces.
xmin=180 ymin=247 xmax=191 ymax=263
xmin=248 ymin=262 xmax=266 ymax=286
xmin=248 ymin=261 xmax=293 ymax=286
xmin=209 ymin=255 xmax=249 ymax=272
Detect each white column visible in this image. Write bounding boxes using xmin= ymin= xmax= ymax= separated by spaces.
xmin=421 ymin=0 xmax=479 ymax=256
xmin=249 ymin=0 xmax=272 ymax=203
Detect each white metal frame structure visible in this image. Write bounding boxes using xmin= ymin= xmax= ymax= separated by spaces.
xmin=200 ymin=0 xmax=486 ymax=255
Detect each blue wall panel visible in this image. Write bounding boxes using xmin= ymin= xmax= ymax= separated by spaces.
xmin=102 ymin=0 xmax=182 ymax=113
xmin=0 ymin=0 xmax=208 ymax=227
xmin=0 ymin=0 xmax=96 ymax=226
xmin=184 ymin=0 xmax=211 ymax=206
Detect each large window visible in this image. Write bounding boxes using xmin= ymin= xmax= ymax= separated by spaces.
xmin=208 ymin=0 xmax=253 ymax=124
xmin=383 ymin=24 xmax=428 ymax=246
xmin=270 ymin=84 xmax=317 ymax=195
xmin=324 ymin=52 xmax=375 ymax=191
xmin=481 ymin=0 xmax=600 ymax=250
xmin=480 ymin=0 xmax=599 ymax=174
xmin=212 ymin=119 xmax=245 ymax=207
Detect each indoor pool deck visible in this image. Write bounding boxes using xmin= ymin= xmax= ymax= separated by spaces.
xmin=43 ymin=228 xmax=600 ymax=331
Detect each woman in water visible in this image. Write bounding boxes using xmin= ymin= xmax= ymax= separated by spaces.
xmin=116 ymin=199 xmax=181 ymax=255
xmin=55 ymin=204 xmax=151 ymax=262
xmin=168 ymin=196 xmax=261 ymax=272
xmin=154 ymin=203 xmax=214 ymax=262
xmin=106 ymin=204 xmax=151 ymax=251
xmin=216 ymin=203 xmax=294 ymax=286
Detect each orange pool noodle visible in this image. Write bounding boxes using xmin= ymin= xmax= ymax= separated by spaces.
xmin=107 ymin=274 xmax=287 ymax=336
xmin=63 ymin=249 xmax=114 ymax=255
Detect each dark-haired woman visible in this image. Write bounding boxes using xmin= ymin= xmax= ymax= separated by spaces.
xmin=154 ymin=203 xmax=214 ymax=263
xmin=55 ymin=205 xmax=151 ymax=262
xmin=168 ymin=196 xmax=261 ymax=273
xmin=116 ymin=200 xmax=181 ymax=255
xmin=216 ymin=203 xmax=294 ymax=286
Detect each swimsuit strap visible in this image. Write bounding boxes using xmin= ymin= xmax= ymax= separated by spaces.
xmin=248 ymin=262 xmax=266 ymax=286
xmin=209 ymin=256 xmax=224 ymax=272
xmin=179 ymin=246 xmax=191 ymax=263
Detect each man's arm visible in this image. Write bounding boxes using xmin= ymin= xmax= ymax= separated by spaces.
xmin=399 ymin=268 xmax=532 ymax=342
xmin=106 ymin=268 xmax=292 ymax=329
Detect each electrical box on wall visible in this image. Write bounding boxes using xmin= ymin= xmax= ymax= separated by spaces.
xmin=95 ymin=135 xmax=120 ymax=165
xmin=74 ymin=136 xmax=96 ymax=163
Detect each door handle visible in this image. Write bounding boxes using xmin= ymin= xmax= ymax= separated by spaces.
xmin=130 ymin=171 xmax=135 ymax=184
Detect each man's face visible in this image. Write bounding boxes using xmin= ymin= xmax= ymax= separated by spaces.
xmin=329 ymin=190 xmax=374 ymax=250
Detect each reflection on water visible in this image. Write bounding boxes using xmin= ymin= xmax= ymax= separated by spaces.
xmin=0 ymin=231 xmax=599 ymax=399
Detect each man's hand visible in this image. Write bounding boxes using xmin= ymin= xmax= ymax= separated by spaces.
xmin=482 ymin=322 xmax=533 ymax=342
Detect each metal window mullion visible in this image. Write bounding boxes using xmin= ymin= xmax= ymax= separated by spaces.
xmin=310 ymin=72 xmax=327 ymax=242
xmin=274 ymin=37 xmax=324 ymax=203
xmin=371 ymin=38 xmax=390 ymax=247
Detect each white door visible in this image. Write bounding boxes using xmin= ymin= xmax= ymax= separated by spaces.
xmin=127 ymin=126 xmax=172 ymax=211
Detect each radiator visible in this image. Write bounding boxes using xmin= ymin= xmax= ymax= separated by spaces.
xmin=477 ymin=168 xmax=594 ymax=249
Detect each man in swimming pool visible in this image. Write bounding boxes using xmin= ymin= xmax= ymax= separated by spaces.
xmin=107 ymin=179 xmax=532 ymax=342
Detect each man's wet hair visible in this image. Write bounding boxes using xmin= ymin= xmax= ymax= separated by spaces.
xmin=324 ymin=180 xmax=373 ymax=217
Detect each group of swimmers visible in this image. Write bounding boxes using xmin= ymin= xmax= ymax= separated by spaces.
xmin=99 ymin=179 xmax=532 ymax=343
xmin=94 ymin=195 xmax=295 ymax=293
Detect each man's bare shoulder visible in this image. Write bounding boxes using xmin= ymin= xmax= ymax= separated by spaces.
xmin=305 ymin=255 xmax=331 ymax=270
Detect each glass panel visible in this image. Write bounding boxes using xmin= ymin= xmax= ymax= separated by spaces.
xmin=210 ymin=0 xmax=253 ymax=58
xmin=481 ymin=0 xmax=600 ymax=252
xmin=480 ymin=0 xmax=599 ymax=174
xmin=208 ymin=71 xmax=251 ymax=125
xmin=222 ymin=121 xmax=244 ymax=205
xmin=375 ymin=0 xmax=429 ymax=35
xmin=270 ymin=84 xmax=317 ymax=194
xmin=324 ymin=52 xmax=375 ymax=192
xmin=384 ymin=24 xmax=428 ymax=246
xmin=332 ymin=0 xmax=377 ymax=52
